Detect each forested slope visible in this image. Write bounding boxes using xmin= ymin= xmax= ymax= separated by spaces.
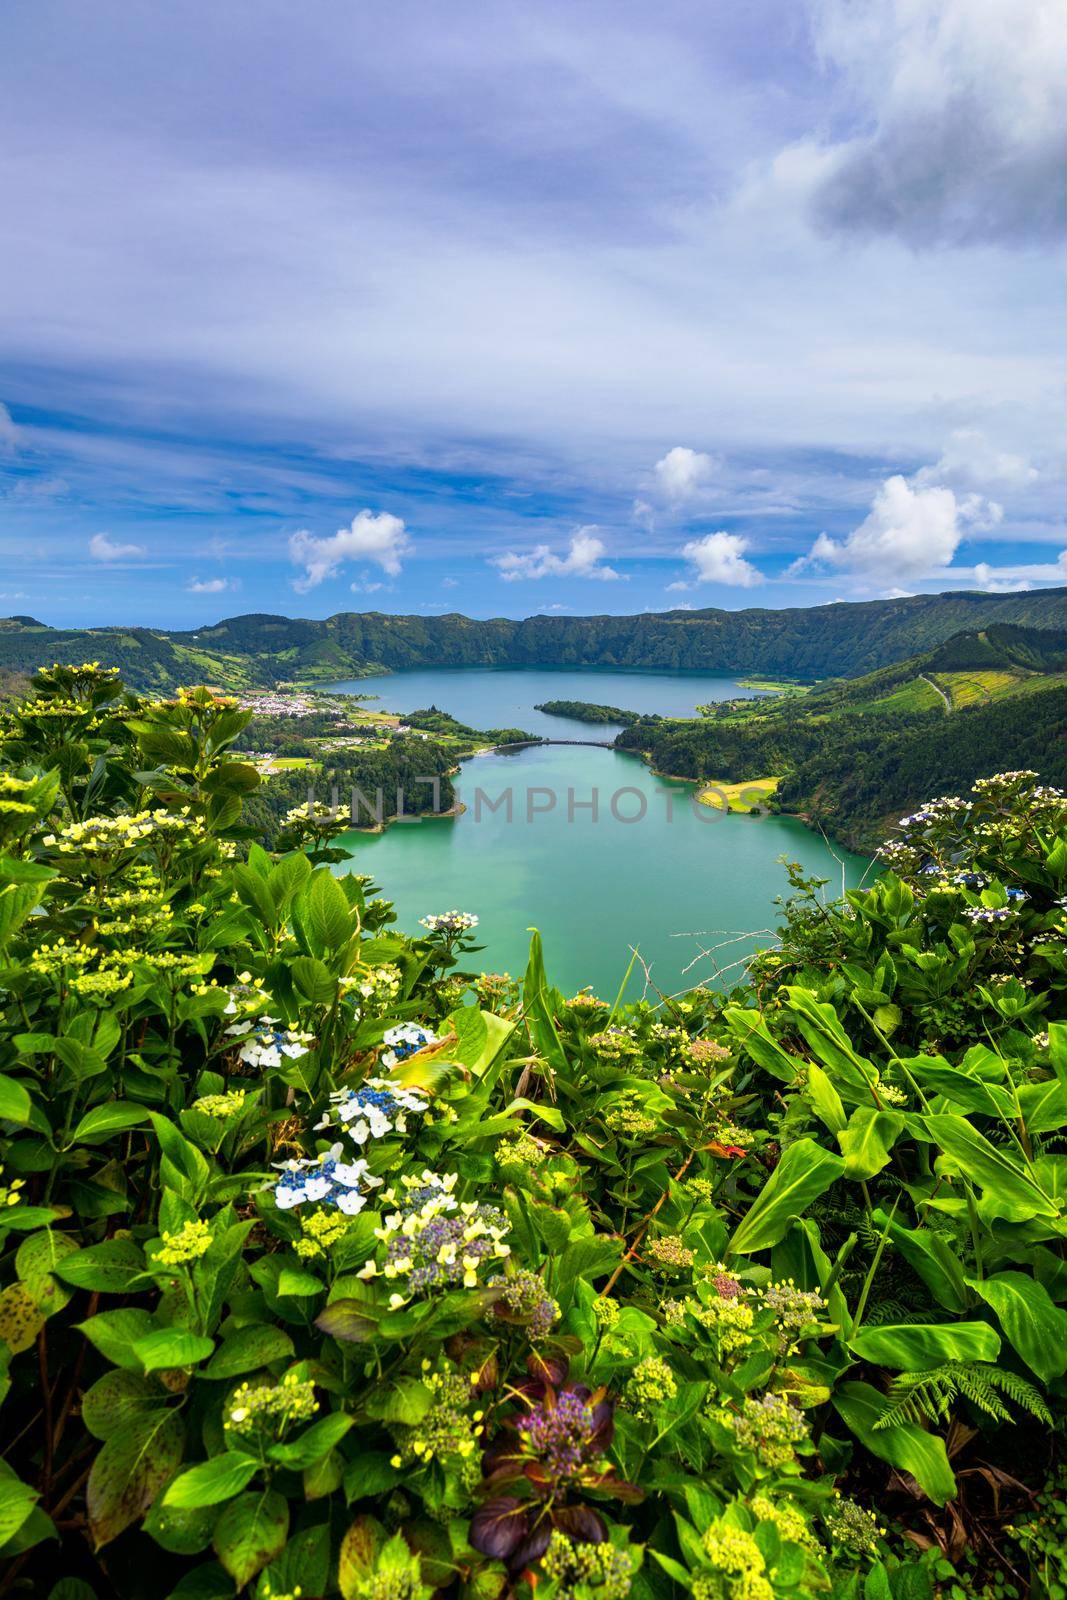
xmin=2 ymin=586 xmax=1067 ymax=688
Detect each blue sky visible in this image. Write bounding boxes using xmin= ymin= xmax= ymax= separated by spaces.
xmin=2 ymin=0 xmax=1066 ymax=627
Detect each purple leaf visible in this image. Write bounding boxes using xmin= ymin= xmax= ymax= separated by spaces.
xmin=553 ymin=1505 xmax=608 ymax=1543
xmin=469 ymin=1498 xmax=529 ymax=1561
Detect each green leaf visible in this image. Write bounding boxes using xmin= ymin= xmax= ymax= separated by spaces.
xmin=0 ymin=1074 xmax=32 ymax=1125
xmin=306 ymin=870 xmax=353 ymax=953
xmin=70 ymin=1102 xmax=150 ymax=1146
xmin=972 ymin=1271 xmax=1067 ymax=1384
xmin=727 ymin=1139 xmax=844 ymax=1257
xmin=833 ymin=1381 xmax=956 ymax=1506
xmin=213 ymin=1488 xmax=288 ymax=1588
xmin=0 ymin=1473 xmax=39 ymax=1547
xmin=164 ymin=1454 xmax=260 ymax=1510
xmin=202 ymin=1325 xmax=295 ymax=1379
xmin=78 ymin=1308 xmax=155 ymax=1371
xmin=258 ymin=1524 xmax=332 ymax=1600
xmin=872 ymin=1210 xmax=967 ymax=1314
xmin=15 ymin=1228 xmax=78 ymax=1311
xmin=87 ymin=1409 xmax=185 ymax=1548
xmin=807 ymin=1063 xmax=846 ymax=1135
xmin=290 ymin=955 xmax=338 ymax=1005
xmin=923 ymin=1114 xmax=1059 ymax=1221
xmin=276 ymin=1266 xmax=324 ymax=1298
xmin=315 ymin=1297 xmax=384 ymax=1343
xmin=267 ymin=1413 xmax=354 ymax=1470
xmin=838 ymin=1108 xmax=904 ymax=1180
xmin=143 ymin=1496 xmax=220 ymax=1556
xmin=82 ymin=1371 xmax=160 ymax=1441
xmin=364 ymin=1378 xmax=432 ymax=1425
xmin=849 ymin=1321 xmax=1000 ymax=1370
xmin=55 ymin=1238 xmax=145 ymax=1294
xmin=521 ymin=929 xmax=568 ymax=1077
xmin=133 ymin=1328 xmax=215 ymax=1374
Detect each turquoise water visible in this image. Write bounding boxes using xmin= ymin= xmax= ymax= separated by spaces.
xmin=329 ymin=670 xmax=871 ymax=997
xmin=324 ymin=666 xmax=768 ymax=740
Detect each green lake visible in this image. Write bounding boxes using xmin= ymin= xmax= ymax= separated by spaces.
xmin=327 ymin=669 xmax=872 ymax=997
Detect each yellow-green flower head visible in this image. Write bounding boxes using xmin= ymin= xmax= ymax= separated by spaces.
xmin=625 ymin=1355 xmax=678 ymax=1419
xmin=698 ymin=1523 xmax=772 ymax=1600
xmin=749 ymin=1495 xmax=817 ymax=1550
xmin=224 ymin=1372 xmax=318 ymax=1435
xmin=156 ymin=1218 xmax=213 ymax=1266
xmin=293 ymin=1207 xmax=352 ymax=1259
xmin=29 ymin=940 xmax=94 ymax=978
xmin=191 ymin=1089 xmax=248 ymax=1119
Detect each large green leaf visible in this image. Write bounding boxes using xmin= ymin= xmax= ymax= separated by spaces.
xmin=726 ymin=1139 xmax=844 ymax=1258
xmin=55 ymin=1238 xmax=145 ymax=1294
xmin=972 ymin=1271 xmax=1067 ymax=1384
xmin=872 ymin=1210 xmax=967 ymax=1314
xmin=202 ymin=1325 xmax=295 ymax=1380
xmin=87 ymin=1410 xmax=185 ymax=1548
xmin=849 ymin=1321 xmax=1000 ymax=1370
xmin=838 ymin=1107 xmax=904 ymax=1179
xmin=164 ymin=1453 xmax=260 ymax=1510
xmin=132 ymin=1328 xmax=215 ymax=1374
xmin=0 ymin=1074 xmax=32 ymax=1125
xmin=923 ymin=1114 xmax=1059 ymax=1221
xmin=212 ymin=1488 xmax=288 ymax=1588
xmin=808 ymin=1064 xmax=846 ymax=1135
xmin=0 ymin=1471 xmax=40 ymax=1548
xmin=833 ymin=1381 xmax=956 ymax=1505
xmin=521 ymin=930 xmax=568 ymax=1077
xmin=70 ymin=1102 xmax=150 ymax=1146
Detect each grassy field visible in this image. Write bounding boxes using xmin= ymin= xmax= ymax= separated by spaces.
xmin=696 ymin=776 xmax=780 ymax=812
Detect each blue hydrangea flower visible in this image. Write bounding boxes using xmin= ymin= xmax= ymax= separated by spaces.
xmin=381 ymin=1023 xmax=439 ymax=1069
xmin=270 ymin=1143 xmax=382 ymax=1214
xmin=315 ymin=1077 xmax=429 ymax=1145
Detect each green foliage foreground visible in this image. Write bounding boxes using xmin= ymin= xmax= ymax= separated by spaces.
xmin=0 ymin=666 xmax=1065 ymax=1600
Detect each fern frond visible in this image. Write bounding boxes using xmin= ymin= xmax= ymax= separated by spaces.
xmin=874 ymin=1362 xmax=1051 ymax=1431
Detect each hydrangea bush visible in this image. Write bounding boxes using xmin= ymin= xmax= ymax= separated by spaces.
xmin=0 ymin=666 xmax=1064 ymax=1600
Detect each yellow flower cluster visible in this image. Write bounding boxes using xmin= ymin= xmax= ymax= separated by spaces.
xmin=0 ymin=774 xmax=39 ymax=817
xmin=0 ymin=1166 xmax=25 ymax=1208
xmin=294 ymin=1208 xmax=352 ymax=1259
xmin=157 ymin=1218 xmax=213 ymax=1266
xmin=225 ymin=1372 xmax=319 ymax=1434
xmin=695 ymin=1523 xmax=773 ymax=1600
xmin=69 ymin=966 xmax=134 ymax=1000
xmin=44 ymin=808 xmax=198 ymax=856
xmin=749 ymin=1495 xmax=817 ymax=1551
xmin=29 ymin=940 xmax=94 ymax=978
xmin=191 ymin=1089 xmax=248 ymax=1119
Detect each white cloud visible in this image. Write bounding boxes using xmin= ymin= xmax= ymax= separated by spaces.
xmin=809 ymin=0 xmax=1067 ymax=245
xmin=289 ymin=509 xmax=411 ymax=592
xmin=793 ymin=475 xmax=998 ymax=583
xmin=350 ymin=580 xmax=384 ymax=593
xmin=441 ymin=576 xmax=459 ymax=588
xmin=89 ymin=531 xmax=146 ymax=561
xmin=491 ymin=527 xmax=622 ymax=582
xmin=971 ymin=551 xmax=1067 ymax=591
xmin=654 ymin=446 xmax=717 ymax=504
xmin=915 ymin=429 xmax=1039 ymax=493
xmin=676 ymin=530 xmax=763 ymax=588
xmin=0 ymin=403 xmax=17 ymax=453
xmin=186 ymin=576 xmax=236 ymax=593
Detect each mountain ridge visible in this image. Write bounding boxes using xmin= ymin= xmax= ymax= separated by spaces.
xmin=2 ymin=585 xmax=1067 ymax=689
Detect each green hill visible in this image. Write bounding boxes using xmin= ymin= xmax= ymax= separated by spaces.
xmin=616 ymin=624 xmax=1067 ymax=849
xmin=2 ymin=586 xmax=1067 ymax=689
